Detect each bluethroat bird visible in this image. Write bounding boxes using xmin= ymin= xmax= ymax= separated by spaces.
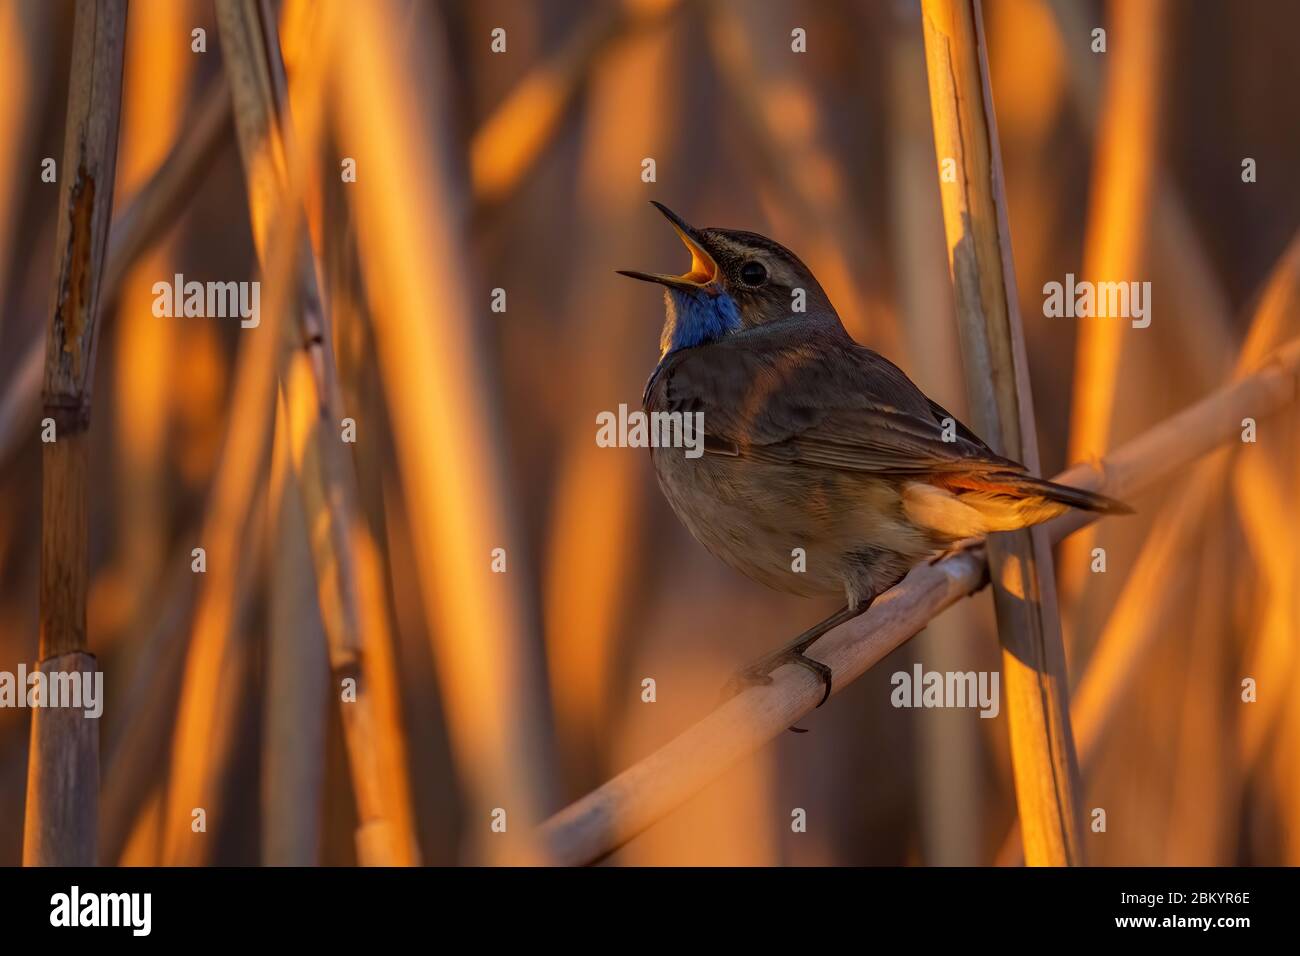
xmin=619 ymin=202 xmax=1130 ymax=707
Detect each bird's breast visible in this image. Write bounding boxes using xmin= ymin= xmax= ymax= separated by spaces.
xmin=650 ymin=444 xmax=890 ymax=598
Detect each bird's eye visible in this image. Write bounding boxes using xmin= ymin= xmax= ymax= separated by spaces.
xmin=739 ymin=260 xmax=768 ymax=287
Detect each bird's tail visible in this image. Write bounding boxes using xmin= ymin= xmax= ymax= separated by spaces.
xmin=995 ymin=472 xmax=1133 ymax=516
xmin=902 ymin=471 xmax=1133 ymax=538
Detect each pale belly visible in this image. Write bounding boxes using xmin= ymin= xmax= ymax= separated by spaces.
xmin=650 ymin=446 xmax=935 ymax=607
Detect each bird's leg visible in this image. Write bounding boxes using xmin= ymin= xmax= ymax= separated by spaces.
xmin=928 ymin=536 xmax=986 ymax=565
xmin=723 ymin=602 xmax=870 ymax=709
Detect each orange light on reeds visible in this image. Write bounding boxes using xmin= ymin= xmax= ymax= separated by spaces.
xmin=110 ymin=0 xmax=193 ymax=668
xmin=331 ymin=0 xmax=556 ymax=863
xmin=1060 ymin=0 xmax=1166 ymax=611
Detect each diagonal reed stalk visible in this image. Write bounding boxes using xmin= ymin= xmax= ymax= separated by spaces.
xmin=536 ymin=334 xmax=1300 ymax=865
xmin=997 ymin=232 xmax=1300 ymax=864
xmin=213 ymin=0 xmax=419 ymax=865
xmin=23 ymin=0 xmax=127 ymax=867
xmin=920 ymin=0 xmax=1083 ymax=865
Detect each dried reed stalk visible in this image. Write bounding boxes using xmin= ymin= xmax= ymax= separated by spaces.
xmin=887 ymin=1 xmax=985 ymax=864
xmin=1057 ymin=0 xmax=1167 ymax=625
xmin=998 ymin=234 xmax=1300 ymax=864
xmin=1066 ymin=0 xmax=1166 ymax=464
xmin=0 ymin=76 xmax=231 ymax=472
xmin=920 ymin=0 xmax=1082 ymax=865
xmin=537 ymin=334 xmax=1300 ymax=865
xmin=0 ymin=0 xmax=54 ymax=334
xmin=160 ymin=257 xmax=285 ymax=866
xmin=98 ymin=559 xmax=196 ymax=863
xmin=159 ymin=72 xmax=300 ymax=858
xmin=110 ymin=0 xmax=196 ymax=693
xmin=263 ymin=388 xmax=329 ymax=864
xmin=1043 ymin=0 xmax=1233 ymax=394
xmin=537 ymin=17 xmax=681 ymax=773
xmin=23 ymin=0 xmax=127 ymax=867
xmin=707 ymin=0 xmax=893 ymax=353
xmin=471 ymin=0 xmax=681 ymax=212
xmin=995 ymin=459 xmax=1224 ymax=865
xmin=334 ymin=0 xmax=558 ymax=862
xmin=213 ymin=0 xmax=420 ymax=865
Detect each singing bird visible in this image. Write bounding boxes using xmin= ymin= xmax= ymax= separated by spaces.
xmin=619 ymin=202 xmax=1130 ymax=705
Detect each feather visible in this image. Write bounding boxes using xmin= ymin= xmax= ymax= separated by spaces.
xmin=647 ymin=325 xmax=1024 ymax=478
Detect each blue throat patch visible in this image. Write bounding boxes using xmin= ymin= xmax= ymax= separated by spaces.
xmin=664 ymin=288 xmax=742 ymax=353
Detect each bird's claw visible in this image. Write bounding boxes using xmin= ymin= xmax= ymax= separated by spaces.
xmin=719 ymin=604 xmax=865 ymax=730
xmin=722 ymin=647 xmax=833 ymax=712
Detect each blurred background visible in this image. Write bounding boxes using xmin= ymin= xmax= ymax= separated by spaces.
xmin=1 ymin=0 xmax=1298 ymax=866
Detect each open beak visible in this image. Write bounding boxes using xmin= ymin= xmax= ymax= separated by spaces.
xmin=617 ymin=202 xmax=719 ymax=291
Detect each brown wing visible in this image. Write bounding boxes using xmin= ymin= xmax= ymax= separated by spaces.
xmin=646 ymin=330 xmax=1025 ymax=478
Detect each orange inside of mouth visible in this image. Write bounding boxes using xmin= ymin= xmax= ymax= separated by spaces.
xmin=672 ymin=227 xmax=717 ymax=285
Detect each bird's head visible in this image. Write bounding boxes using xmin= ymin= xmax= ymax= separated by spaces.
xmin=618 ymin=202 xmax=837 ymax=357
